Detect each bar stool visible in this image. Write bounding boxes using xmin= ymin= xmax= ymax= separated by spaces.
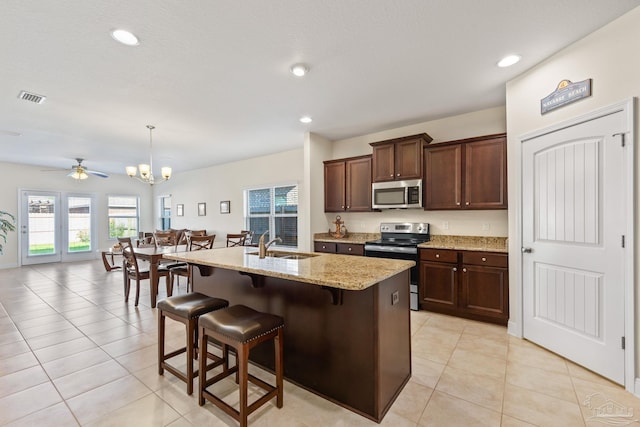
xmin=157 ymin=293 xmax=229 ymax=395
xmin=198 ymin=305 xmax=284 ymax=427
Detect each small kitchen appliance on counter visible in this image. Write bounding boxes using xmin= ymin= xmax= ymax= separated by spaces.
xmin=364 ymin=223 xmax=430 ymax=310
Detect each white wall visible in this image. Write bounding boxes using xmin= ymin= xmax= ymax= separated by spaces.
xmin=505 ymin=5 xmax=640 ymax=380
xmin=0 ymin=161 xmax=153 ymax=268
xmin=152 ymin=148 xmax=305 ymax=249
xmin=310 ymin=106 xmax=508 ymax=237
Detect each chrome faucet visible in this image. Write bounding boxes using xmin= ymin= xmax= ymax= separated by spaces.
xmin=258 ymin=231 xmax=282 ymax=258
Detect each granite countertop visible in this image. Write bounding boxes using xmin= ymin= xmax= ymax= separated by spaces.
xmin=418 ymin=235 xmax=508 ymax=253
xmin=313 ymin=232 xmax=379 ymax=244
xmin=164 ymin=246 xmax=413 ymax=291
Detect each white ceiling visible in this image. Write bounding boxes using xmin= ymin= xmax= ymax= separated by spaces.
xmin=2 ymin=1 xmax=639 ymax=177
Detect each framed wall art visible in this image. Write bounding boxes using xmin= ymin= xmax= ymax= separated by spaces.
xmin=220 ymin=200 xmax=230 ymax=214
xmin=198 ymin=202 xmax=206 ymax=216
xmin=176 ymin=204 xmax=184 ymax=216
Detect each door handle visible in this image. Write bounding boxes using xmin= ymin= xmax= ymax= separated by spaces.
xmin=521 ymin=247 xmax=533 ymax=253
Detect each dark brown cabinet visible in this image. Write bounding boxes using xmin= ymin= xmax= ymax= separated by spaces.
xmin=419 ymin=248 xmax=508 ymax=325
xmin=324 ymin=155 xmax=372 ymax=212
xmin=314 ymin=241 xmax=364 ymax=256
xmin=370 ymin=134 xmax=432 ymax=182
xmin=423 ymin=133 xmax=507 ymax=210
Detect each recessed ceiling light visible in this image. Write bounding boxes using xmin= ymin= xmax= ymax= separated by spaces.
xmin=497 ymin=55 xmax=521 ymax=68
xmin=299 ymin=116 xmax=312 ymax=124
xmin=111 ymin=29 xmax=139 ymax=46
xmin=290 ymin=63 xmax=309 ymax=77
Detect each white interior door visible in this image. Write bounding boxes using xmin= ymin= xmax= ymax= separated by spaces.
xmin=20 ymin=190 xmax=62 ymax=265
xmin=522 ymin=108 xmax=630 ymax=385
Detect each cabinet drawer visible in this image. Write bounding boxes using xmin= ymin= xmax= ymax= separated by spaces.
xmin=314 ymin=242 xmax=337 ymax=253
xmin=336 ymin=243 xmax=364 ymax=256
xmin=419 ymin=248 xmax=457 ymax=263
xmin=462 ymin=251 xmax=508 ymax=267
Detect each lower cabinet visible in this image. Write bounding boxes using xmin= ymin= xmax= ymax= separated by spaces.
xmin=314 ymin=241 xmax=364 ymax=256
xmin=419 ymin=248 xmax=508 ymax=325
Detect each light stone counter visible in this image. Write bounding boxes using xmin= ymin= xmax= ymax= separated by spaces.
xmin=164 ymin=246 xmax=413 ymax=291
xmin=313 ymin=232 xmax=380 ymax=244
xmin=418 ymin=235 xmax=508 ymax=253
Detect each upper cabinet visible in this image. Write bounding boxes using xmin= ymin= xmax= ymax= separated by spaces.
xmin=324 ymin=155 xmax=372 ymax=212
xmin=370 ymin=133 xmax=432 ymax=182
xmin=424 ymin=133 xmax=507 ymax=210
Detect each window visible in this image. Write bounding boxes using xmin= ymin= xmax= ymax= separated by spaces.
xmin=159 ymin=195 xmax=171 ymax=230
xmin=67 ymin=196 xmax=92 ymax=253
xmin=245 ymin=184 xmax=298 ymax=247
xmin=108 ymin=195 xmax=139 ymax=239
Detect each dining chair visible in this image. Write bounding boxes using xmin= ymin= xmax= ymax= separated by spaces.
xmin=226 ymin=233 xmax=247 ymax=247
xmin=170 ymin=228 xmax=188 ymax=245
xmin=240 ymin=230 xmax=255 ymax=246
xmin=170 ymin=234 xmax=216 ymax=293
xmin=154 ymin=230 xmax=178 ymax=247
xmin=117 ymin=236 xmax=133 ymax=249
xmin=186 ymin=229 xmax=207 ymax=238
xmin=122 ymin=245 xmax=171 ymax=306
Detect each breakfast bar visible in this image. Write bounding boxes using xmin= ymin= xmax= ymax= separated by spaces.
xmin=164 ymin=246 xmax=414 ymax=423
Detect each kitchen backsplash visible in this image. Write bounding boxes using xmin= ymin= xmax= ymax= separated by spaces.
xmin=323 ymin=209 xmax=508 ymax=237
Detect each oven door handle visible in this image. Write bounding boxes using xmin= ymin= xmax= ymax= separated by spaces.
xmin=364 ymin=245 xmax=418 ymax=255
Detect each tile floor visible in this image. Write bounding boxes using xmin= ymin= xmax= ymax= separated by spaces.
xmin=0 ymin=260 xmax=638 ymax=426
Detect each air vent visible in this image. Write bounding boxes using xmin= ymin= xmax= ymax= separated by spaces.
xmin=18 ymin=90 xmax=46 ymax=104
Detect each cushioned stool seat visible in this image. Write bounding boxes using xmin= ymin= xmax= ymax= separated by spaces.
xmin=158 ymin=293 xmax=229 ymax=395
xmin=198 ymin=305 xmax=284 ymax=427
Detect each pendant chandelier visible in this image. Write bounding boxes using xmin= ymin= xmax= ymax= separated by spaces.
xmin=125 ymin=125 xmax=172 ymax=185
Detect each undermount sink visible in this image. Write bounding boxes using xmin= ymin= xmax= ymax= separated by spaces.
xmin=247 ymin=250 xmax=319 ymax=260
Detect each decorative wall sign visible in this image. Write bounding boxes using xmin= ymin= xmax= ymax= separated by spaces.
xmin=220 ymin=200 xmax=230 ymax=214
xmin=176 ymin=204 xmax=184 ymax=216
xmin=541 ymin=79 xmax=592 ymax=114
xmin=198 ymin=202 xmax=206 ymax=216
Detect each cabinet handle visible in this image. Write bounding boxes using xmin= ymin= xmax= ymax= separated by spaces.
xmin=435 ymin=253 xmax=440 ymax=258
xmin=390 ymin=174 xmax=393 ymax=177
xmin=452 ymin=267 xmax=457 ymax=272
xmin=396 ymin=173 xmax=400 ymax=177
xmin=346 ymin=206 xmax=350 ymax=209
xmin=456 ymin=202 xmax=461 ymax=206
xmin=463 ymin=268 xmax=467 ymax=273
xmin=481 ymin=257 xmax=487 ymax=262
xmin=322 ymin=245 xmax=326 ymax=249
xmin=341 ymin=205 xmax=344 ymax=209
xmin=348 ymin=247 xmax=352 ymax=251
xmin=465 ymin=202 xmax=470 ymax=206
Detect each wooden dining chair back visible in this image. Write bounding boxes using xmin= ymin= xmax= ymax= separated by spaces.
xmin=154 ymin=230 xmax=178 ymax=247
xmin=170 ymin=229 xmax=188 ymax=245
xmin=170 ymin=234 xmax=216 ymax=293
xmin=117 ymin=237 xmax=133 ymax=249
xmin=240 ymin=230 xmax=255 ymax=246
xmin=226 ymin=233 xmax=247 ymax=247
xmin=122 ymin=245 xmax=171 ymax=306
xmin=187 ymin=229 xmax=207 ymax=237
xmin=189 ymin=234 xmax=216 ymax=251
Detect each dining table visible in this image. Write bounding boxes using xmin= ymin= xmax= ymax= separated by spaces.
xmin=129 ymin=244 xmax=188 ymax=308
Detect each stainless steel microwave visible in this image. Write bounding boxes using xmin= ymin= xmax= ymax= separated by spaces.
xmin=371 ymin=179 xmax=422 ymax=209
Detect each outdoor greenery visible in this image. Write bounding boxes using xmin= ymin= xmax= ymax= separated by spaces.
xmin=0 ymin=210 xmax=16 ymax=255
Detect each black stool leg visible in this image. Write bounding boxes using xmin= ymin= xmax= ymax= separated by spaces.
xmin=275 ymin=328 xmax=284 ymax=408
xmin=158 ymin=310 xmax=165 ymax=375
xmin=186 ymin=318 xmax=195 ymax=395
xmin=198 ymin=327 xmax=207 ymax=406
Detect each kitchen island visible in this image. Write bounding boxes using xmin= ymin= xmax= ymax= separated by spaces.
xmin=164 ymin=246 xmax=414 ymax=423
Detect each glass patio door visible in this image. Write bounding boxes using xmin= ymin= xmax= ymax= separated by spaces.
xmin=20 ymin=190 xmax=62 ymax=265
xmin=20 ymin=191 xmax=96 ymax=265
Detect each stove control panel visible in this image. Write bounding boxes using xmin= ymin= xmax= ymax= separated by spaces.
xmin=379 ymin=222 xmax=430 ymax=234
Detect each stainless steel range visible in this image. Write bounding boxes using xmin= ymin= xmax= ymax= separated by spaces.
xmin=364 ymin=222 xmax=430 ymax=310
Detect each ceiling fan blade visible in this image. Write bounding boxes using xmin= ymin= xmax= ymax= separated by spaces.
xmin=86 ymin=170 xmax=109 ymax=178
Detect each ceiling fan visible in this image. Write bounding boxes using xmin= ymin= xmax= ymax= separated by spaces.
xmin=66 ymin=158 xmax=109 ymax=180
